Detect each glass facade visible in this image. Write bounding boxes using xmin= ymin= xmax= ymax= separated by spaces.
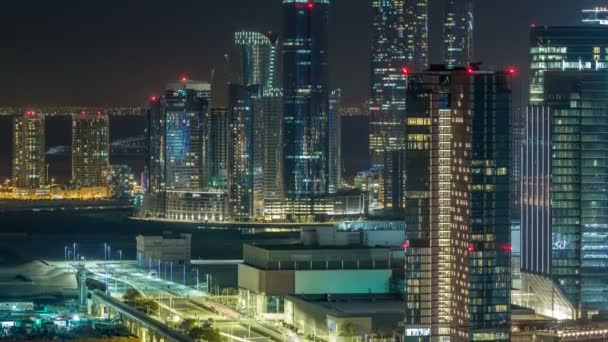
xmin=443 ymin=0 xmax=473 ymax=68
xmin=282 ymin=0 xmax=330 ymax=198
xmin=328 ymin=89 xmax=342 ymax=193
xmin=404 ymin=68 xmax=512 ymax=341
xmin=12 ymin=112 xmax=46 ymax=188
xmin=234 ymin=31 xmax=278 ymax=90
xmin=405 ymin=0 xmax=429 ymax=72
xmin=529 ymin=26 xmax=608 ymax=104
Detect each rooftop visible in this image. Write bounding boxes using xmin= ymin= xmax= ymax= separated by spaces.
xmin=286 ymin=294 xmax=404 ymax=317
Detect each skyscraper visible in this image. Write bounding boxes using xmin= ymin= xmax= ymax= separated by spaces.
xmin=234 ymin=31 xmax=279 ymax=89
xmin=522 ymin=70 xmax=608 ymax=318
xmin=72 ymin=112 xmax=110 ymax=187
xmin=404 ymin=67 xmax=512 ymax=341
xmin=370 ymin=0 xmax=407 ymax=166
xmin=12 ymin=111 xmax=45 ymax=188
xmin=227 ymin=84 xmax=262 ymax=220
xmin=405 ymin=0 xmax=429 ymax=72
xmin=529 ymin=25 xmax=608 ymax=104
xmin=328 ymin=89 xmax=342 ymax=193
xmin=262 ymin=88 xmax=284 ymax=205
xmin=207 ymin=107 xmax=229 ymax=189
xmin=443 ymin=0 xmax=473 ymax=68
xmin=283 ymin=0 xmax=330 ymax=198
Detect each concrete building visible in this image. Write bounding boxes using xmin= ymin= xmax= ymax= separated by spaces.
xmin=136 ymin=233 xmax=191 ymax=268
xmin=238 ymin=243 xmax=397 ymax=319
xmin=284 ymin=294 xmax=404 ymax=340
xmin=72 ymin=112 xmax=110 ymax=187
xmin=12 ymin=111 xmax=46 ymax=189
xmin=164 ymin=190 xmax=229 ymax=222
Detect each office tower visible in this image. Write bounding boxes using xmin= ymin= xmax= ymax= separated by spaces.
xmin=328 ymin=89 xmax=342 ymax=193
xmin=72 ymin=112 xmax=110 ymax=187
xmin=227 ymin=84 xmax=262 ymax=220
xmin=405 ymin=0 xmax=429 ymax=72
xmin=153 ymin=79 xmax=210 ymax=192
xmin=147 ymin=96 xmax=164 ymax=194
xmin=522 ymin=70 xmax=608 ymax=318
xmin=404 ymin=67 xmax=512 ymax=341
xmin=207 ymin=107 xmax=229 ymax=189
xmin=12 ymin=111 xmax=45 ymax=188
xmin=262 ymin=88 xmax=284 ymax=204
xmin=235 ymin=31 xmax=279 ymax=89
xmin=283 ymin=0 xmax=330 ymax=198
xmin=370 ymin=0 xmax=407 ymax=166
xmin=529 ymin=24 xmax=608 ymax=104
xmin=443 ymin=0 xmax=473 ymax=68
xmin=582 ymin=7 xmax=608 ymax=25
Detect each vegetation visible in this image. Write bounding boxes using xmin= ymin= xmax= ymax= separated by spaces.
xmin=122 ymin=289 xmax=159 ymax=314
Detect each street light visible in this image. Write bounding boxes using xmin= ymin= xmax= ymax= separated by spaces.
xmin=73 ymin=242 xmax=77 ymax=261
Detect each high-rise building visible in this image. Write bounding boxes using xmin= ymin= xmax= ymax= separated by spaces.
xmin=72 ymin=112 xmax=110 ymax=187
xmin=443 ymin=0 xmax=473 ymax=68
xmin=370 ymin=0 xmax=407 ymax=166
xmin=404 ymin=67 xmax=512 ymax=341
xmin=207 ymin=107 xmax=229 ymax=189
xmin=262 ymin=88 xmax=284 ymax=206
xmin=328 ymin=89 xmax=342 ymax=193
xmin=146 ymin=79 xmax=210 ymax=193
xmin=529 ymin=25 xmax=608 ymax=104
xmin=522 ymin=70 xmax=608 ymax=318
xmin=234 ymin=31 xmax=279 ymax=90
xmin=12 ymin=111 xmax=46 ymax=188
xmin=227 ymin=84 xmax=262 ymax=220
xmin=283 ymin=0 xmax=330 ymax=198
xmin=405 ymin=0 xmax=429 ymax=72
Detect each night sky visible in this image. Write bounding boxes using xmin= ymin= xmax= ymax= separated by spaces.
xmin=0 ymin=0 xmax=601 ymax=180
xmin=0 ymin=0 xmax=599 ymax=107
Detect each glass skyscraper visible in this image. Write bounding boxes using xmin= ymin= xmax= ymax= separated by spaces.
xmin=282 ymin=0 xmax=330 ymax=198
xmin=207 ymin=107 xmax=229 ymax=189
xmin=262 ymin=88 xmax=284 ymax=204
xmin=72 ymin=112 xmax=110 ymax=187
xmin=443 ymin=0 xmax=473 ymax=68
xmin=12 ymin=111 xmax=46 ymax=188
xmin=328 ymin=88 xmax=342 ymax=193
xmin=404 ymin=67 xmax=511 ymax=341
xmin=370 ymin=0 xmax=407 ymax=166
xmin=405 ymin=0 xmax=429 ymax=72
xmin=529 ymin=25 xmax=608 ymax=104
xmin=522 ymin=70 xmax=608 ymax=317
xmin=234 ymin=31 xmax=279 ymax=89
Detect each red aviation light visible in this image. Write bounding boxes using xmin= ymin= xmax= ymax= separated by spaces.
xmin=467 ymin=67 xmax=474 ymax=74
xmin=81 ymin=110 xmax=87 ymax=116
xmin=502 ymin=244 xmax=513 ymax=252
xmin=151 ymin=95 xmax=158 ymax=102
xmin=401 ymin=67 xmax=409 ymax=76
xmin=402 ymin=240 xmax=410 ymax=251
xmin=180 ymin=75 xmax=188 ymax=82
xmin=307 ymin=2 xmax=314 ymax=10
xmin=508 ymin=66 xmax=517 ymax=75
xmin=468 ymin=243 xmax=474 ymax=254
xmin=25 ymin=110 xmax=35 ymax=117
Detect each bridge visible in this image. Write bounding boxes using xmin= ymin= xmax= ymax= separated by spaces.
xmin=0 ymin=106 xmax=146 ymax=117
xmin=47 ymin=135 xmax=146 ymax=156
xmin=89 ymin=289 xmax=193 ymax=342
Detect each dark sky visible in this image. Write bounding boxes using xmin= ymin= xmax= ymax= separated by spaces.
xmin=0 ymin=0 xmax=599 ymax=107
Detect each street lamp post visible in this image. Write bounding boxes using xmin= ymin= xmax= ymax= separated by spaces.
xmin=73 ymin=242 xmax=77 ymax=261
xmin=103 ymin=243 xmax=107 ymax=261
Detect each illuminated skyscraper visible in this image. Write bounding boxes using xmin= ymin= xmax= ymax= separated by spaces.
xmin=404 ymin=67 xmax=512 ymax=341
xmin=405 ymin=0 xmax=429 ymax=72
xmin=328 ymin=89 xmax=342 ymax=193
xmin=72 ymin=112 xmax=110 ymax=187
xmin=234 ymin=31 xmax=279 ymax=89
xmin=228 ymin=84 xmax=262 ymax=220
xmin=370 ymin=0 xmax=407 ymax=166
xmin=443 ymin=0 xmax=473 ymax=68
xmin=262 ymin=88 xmax=284 ymax=205
xmin=522 ymin=70 xmax=608 ymax=318
xmin=12 ymin=111 xmax=45 ymax=188
xmin=207 ymin=107 xmax=229 ymax=189
xmin=283 ymin=0 xmax=330 ymax=198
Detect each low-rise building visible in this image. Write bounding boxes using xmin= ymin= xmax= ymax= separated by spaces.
xmin=136 ymin=232 xmax=191 ymax=268
xmin=284 ymin=294 xmax=404 ymax=340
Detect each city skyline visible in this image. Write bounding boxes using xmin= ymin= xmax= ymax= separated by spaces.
xmin=0 ymin=0 xmax=599 ymax=107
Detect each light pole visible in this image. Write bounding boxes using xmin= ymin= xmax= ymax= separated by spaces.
xmin=118 ymin=250 xmax=122 ymax=262
xmin=103 ymin=243 xmax=107 ymax=261
xmin=73 ymin=242 xmax=77 ymax=261
xmin=170 ymin=261 xmax=173 ymax=282
xmin=196 ymin=268 xmax=199 ymax=291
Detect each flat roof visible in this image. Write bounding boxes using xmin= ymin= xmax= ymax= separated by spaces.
xmin=286 ymin=294 xmax=404 ymax=317
xmin=246 ymin=244 xmax=387 ymax=251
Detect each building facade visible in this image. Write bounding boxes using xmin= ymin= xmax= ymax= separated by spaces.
xmin=283 ymin=0 xmax=330 ymax=198
xmin=405 ymin=0 xmax=429 ymax=72
xmin=404 ymin=67 xmax=511 ymax=341
xmin=443 ymin=0 xmax=473 ymax=68
xmin=262 ymin=88 xmax=284 ymax=206
xmin=207 ymin=107 xmax=229 ymax=189
xmin=12 ymin=112 xmax=46 ymax=188
xmin=522 ymin=71 xmax=608 ymax=317
xmin=234 ymin=31 xmax=279 ymax=89
xmin=72 ymin=113 xmax=110 ymax=187
xmin=328 ymin=89 xmax=342 ymax=193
